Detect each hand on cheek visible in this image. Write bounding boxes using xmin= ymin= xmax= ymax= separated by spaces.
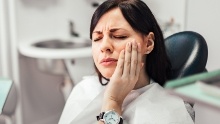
xmin=102 ymin=40 xmax=143 ymax=113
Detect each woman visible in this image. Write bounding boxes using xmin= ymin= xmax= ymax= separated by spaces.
xmin=59 ymin=0 xmax=194 ymax=124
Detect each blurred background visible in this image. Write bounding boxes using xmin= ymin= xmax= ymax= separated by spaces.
xmin=0 ymin=0 xmax=219 ymax=124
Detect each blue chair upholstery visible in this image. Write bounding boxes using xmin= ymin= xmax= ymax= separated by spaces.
xmin=165 ymin=31 xmax=208 ymax=80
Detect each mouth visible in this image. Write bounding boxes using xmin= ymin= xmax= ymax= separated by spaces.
xmin=100 ymin=58 xmax=118 ymax=66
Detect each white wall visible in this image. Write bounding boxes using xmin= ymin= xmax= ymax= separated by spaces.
xmin=144 ymin=0 xmax=186 ymax=37
xmin=16 ymin=0 xmax=95 ymax=41
xmin=0 ymin=0 xmax=10 ymax=77
xmin=186 ymin=0 xmax=220 ymax=71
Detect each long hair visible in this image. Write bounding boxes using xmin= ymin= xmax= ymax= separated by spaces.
xmin=90 ymin=0 xmax=171 ymax=86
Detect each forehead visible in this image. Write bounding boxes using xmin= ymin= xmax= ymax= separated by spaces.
xmin=94 ymin=8 xmax=133 ymax=31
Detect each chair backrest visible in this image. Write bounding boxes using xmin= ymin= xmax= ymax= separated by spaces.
xmin=165 ymin=31 xmax=208 ymax=80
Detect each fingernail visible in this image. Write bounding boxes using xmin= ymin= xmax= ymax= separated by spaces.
xmin=122 ymin=49 xmax=125 ymax=54
xmin=127 ymin=42 xmax=130 ymax=47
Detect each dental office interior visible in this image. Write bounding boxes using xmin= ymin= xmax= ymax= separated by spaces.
xmin=0 ymin=0 xmax=220 ymax=124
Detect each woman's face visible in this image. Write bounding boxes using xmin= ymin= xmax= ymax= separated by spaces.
xmin=92 ymin=8 xmax=150 ymax=79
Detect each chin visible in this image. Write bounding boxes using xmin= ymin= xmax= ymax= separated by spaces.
xmin=101 ymin=72 xmax=113 ymax=79
xmin=99 ymin=69 xmax=114 ymax=79
xmin=97 ymin=66 xmax=115 ymax=79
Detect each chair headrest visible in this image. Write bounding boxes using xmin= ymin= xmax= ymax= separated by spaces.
xmin=165 ymin=31 xmax=208 ymax=79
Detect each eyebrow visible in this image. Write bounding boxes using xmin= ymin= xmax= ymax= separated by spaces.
xmin=93 ymin=28 xmax=126 ymax=34
xmin=93 ymin=31 xmax=102 ymax=34
xmin=109 ymin=28 xmax=120 ymax=32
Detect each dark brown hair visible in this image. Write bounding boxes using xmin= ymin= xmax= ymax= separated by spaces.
xmin=90 ymin=0 xmax=171 ymax=86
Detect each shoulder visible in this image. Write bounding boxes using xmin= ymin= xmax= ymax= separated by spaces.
xmin=74 ymin=75 xmax=104 ymax=93
xmin=67 ymin=75 xmax=104 ymax=101
xmin=123 ymin=82 xmax=194 ymax=123
xmin=59 ymin=76 xmax=104 ymax=124
xmin=140 ymin=82 xmax=187 ymax=112
xmin=148 ymin=82 xmax=185 ymax=105
xmin=150 ymin=82 xmax=195 ymax=121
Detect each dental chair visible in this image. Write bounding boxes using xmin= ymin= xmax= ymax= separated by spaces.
xmin=165 ymin=31 xmax=208 ymax=80
xmin=164 ymin=31 xmax=208 ymax=121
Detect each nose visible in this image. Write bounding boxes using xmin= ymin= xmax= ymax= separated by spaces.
xmin=100 ymin=36 xmax=113 ymax=53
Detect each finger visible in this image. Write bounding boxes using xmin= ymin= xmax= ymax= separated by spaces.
xmin=113 ymin=49 xmax=125 ymax=77
xmin=122 ymin=42 xmax=132 ymax=77
xmin=130 ymin=41 xmax=138 ymax=77
xmin=135 ymin=43 xmax=142 ymax=76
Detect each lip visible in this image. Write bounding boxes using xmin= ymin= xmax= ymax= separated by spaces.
xmin=100 ymin=58 xmax=118 ymax=66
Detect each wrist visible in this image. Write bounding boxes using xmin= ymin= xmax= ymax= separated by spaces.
xmin=97 ymin=110 xmax=123 ymax=124
xmin=101 ymin=99 xmax=122 ymax=115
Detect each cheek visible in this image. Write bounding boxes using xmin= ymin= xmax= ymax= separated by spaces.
xmin=117 ymin=45 xmax=125 ymax=53
xmin=92 ymin=44 xmax=99 ymax=62
xmin=134 ymin=39 xmax=146 ymax=54
xmin=141 ymin=45 xmax=146 ymax=54
xmin=115 ymin=41 xmax=128 ymax=51
xmin=92 ymin=45 xmax=96 ymax=55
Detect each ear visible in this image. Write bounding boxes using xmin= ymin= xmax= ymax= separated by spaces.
xmin=143 ymin=32 xmax=154 ymax=54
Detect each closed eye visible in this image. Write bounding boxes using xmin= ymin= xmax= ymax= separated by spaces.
xmin=113 ymin=35 xmax=127 ymax=39
xmin=93 ymin=38 xmax=100 ymax=42
xmin=93 ymin=37 xmax=102 ymax=42
xmin=93 ymin=35 xmax=127 ymax=41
